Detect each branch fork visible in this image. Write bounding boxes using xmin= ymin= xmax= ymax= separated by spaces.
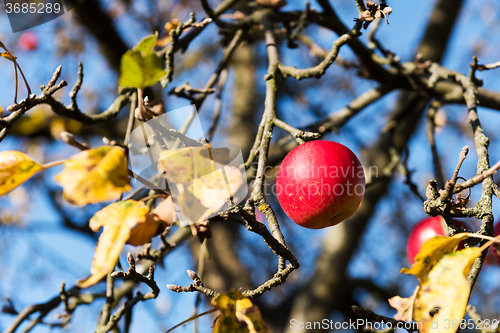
xmin=111 ymin=253 xmax=160 ymax=299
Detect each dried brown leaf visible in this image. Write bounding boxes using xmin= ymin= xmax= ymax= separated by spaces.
xmin=388 ymin=286 xmax=418 ymax=322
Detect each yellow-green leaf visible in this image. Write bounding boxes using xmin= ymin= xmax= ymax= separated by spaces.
xmin=119 ymin=33 xmax=165 ymax=89
xmin=212 ymin=290 xmax=269 ymax=333
xmin=78 ymin=200 xmax=150 ymax=288
xmin=158 ymin=145 xmax=231 ymax=184
xmin=413 ymin=247 xmax=481 ymax=332
xmin=400 ymin=233 xmax=469 ymax=282
xmin=0 ymin=151 xmax=42 ymax=197
xmin=134 ymin=33 xmax=158 ymax=53
xmin=55 ymin=146 xmax=131 ymax=205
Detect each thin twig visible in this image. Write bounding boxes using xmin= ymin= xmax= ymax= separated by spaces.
xmin=69 ymin=61 xmax=83 ymax=111
xmin=111 ymin=253 xmax=160 ymax=299
xmin=453 ymin=159 xmax=500 ymax=194
xmin=443 ymin=146 xmax=469 ymax=200
xmin=99 ymin=272 xmax=114 ymax=325
xmin=167 ymin=270 xmax=219 ymax=298
xmin=207 ymin=68 xmax=228 ymax=141
xmin=287 ymin=2 xmax=310 ymax=48
xmin=426 ymin=100 xmax=446 ymax=188
xmin=476 ymin=60 xmax=500 ymax=71
xmin=124 ymin=91 xmax=137 ymax=146
xmin=165 ymin=308 xmax=218 ymax=333
xmin=279 ymin=19 xmax=363 ymax=80
xmin=273 ymin=118 xmax=320 ymax=144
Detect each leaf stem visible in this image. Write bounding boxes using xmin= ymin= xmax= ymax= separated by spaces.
xmin=138 ymin=194 xmax=169 ymax=202
xmin=42 ymin=159 xmax=67 ymax=169
xmin=477 ymin=234 xmax=500 ymax=253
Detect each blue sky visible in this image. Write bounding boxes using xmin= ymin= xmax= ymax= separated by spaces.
xmin=1 ymin=0 xmax=500 ymax=332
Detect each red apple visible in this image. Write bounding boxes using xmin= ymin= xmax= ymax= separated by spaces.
xmin=276 ymin=140 xmax=365 ymax=229
xmin=406 ymin=216 xmax=472 ymax=264
xmin=17 ymin=32 xmax=38 ymax=51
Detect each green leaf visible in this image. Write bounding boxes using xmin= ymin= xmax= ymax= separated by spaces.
xmin=134 ymin=33 xmax=157 ymax=53
xmin=119 ymin=33 xmax=165 ymax=89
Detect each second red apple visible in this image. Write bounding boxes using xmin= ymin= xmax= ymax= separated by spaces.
xmin=17 ymin=32 xmax=38 ymax=51
xmin=406 ymin=216 xmax=472 ymax=264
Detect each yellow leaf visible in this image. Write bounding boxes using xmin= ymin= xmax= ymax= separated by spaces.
xmin=212 ymin=290 xmax=269 ymax=333
xmin=413 ymin=248 xmax=481 ymax=332
xmin=388 ymin=286 xmax=418 ymax=322
xmin=192 ymin=166 xmax=243 ymax=209
xmin=158 ymin=145 xmax=244 ymax=225
xmin=55 ymin=146 xmax=131 ymax=205
xmin=400 ymin=233 xmax=469 ymax=282
xmin=126 ymin=214 xmax=163 ymax=246
xmin=158 ymin=145 xmax=227 ymax=184
xmin=127 ymin=196 xmax=177 ymax=246
xmin=78 ymin=200 xmax=150 ymax=288
xmin=235 ymin=298 xmax=270 ymax=333
xmin=177 ymin=183 xmax=217 ymax=225
xmin=0 ymin=151 xmax=42 ymax=197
